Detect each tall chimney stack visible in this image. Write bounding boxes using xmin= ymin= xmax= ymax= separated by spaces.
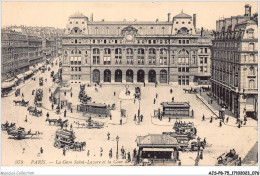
xmin=244 ymin=4 xmax=252 ymax=17
xmin=167 ymin=13 xmax=171 ymax=22
xmin=90 ymin=13 xmax=93 ymax=22
xmin=193 ymin=14 xmax=197 ymax=29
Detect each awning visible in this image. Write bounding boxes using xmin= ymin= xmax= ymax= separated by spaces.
xmin=1 ymin=80 xmax=16 ymax=89
xmin=16 ymin=74 xmax=24 ymax=80
xmin=142 ymin=148 xmax=174 ymax=152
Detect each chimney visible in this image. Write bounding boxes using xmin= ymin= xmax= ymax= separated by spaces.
xmin=90 ymin=13 xmax=93 ymax=22
xmin=156 ymin=19 xmax=159 ymax=22
xmin=244 ymin=4 xmax=252 ymax=17
xmin=167 ymin=13 xmax=171 ymax=22
xmin=193 ymin=14 xmax=196 ymax=29
xmin=231 ymin=16 xmax=237 ymax=30
xmin=224 ymin=18 xmax=231 ymax=32
xmin=216 ymin=20 xmax=220 ymax=31
xmin=219 ymin=20 xmax=224 ymax=31
xmin=201 ymin=27 xmax=204 ymax=36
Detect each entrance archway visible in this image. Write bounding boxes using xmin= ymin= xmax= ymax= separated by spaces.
xmin=126 ymin=69 xmax=133 ymax=83
xmin=137 ymin=70 xmax=145 ymax=83
xmin=115 ymin=69 xmax=122 ymax=82
xmin=148 ymin=70 xmax=156 ymax=83
xmin=104 ymin=69 xmax=111 ymax=82
xmin=160 ymin=70 xmax=167 ymax=83
xmin=93 ymin=69 xmax=100 ymax=83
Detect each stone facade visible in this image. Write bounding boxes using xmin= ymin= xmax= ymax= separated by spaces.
xmin=211 ymin=4 xmax=258 ymax=119
xmin=62 ymin=12 xmax=212 ymax=85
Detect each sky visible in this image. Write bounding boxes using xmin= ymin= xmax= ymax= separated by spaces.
xmin=1 ymin=1 xmax=258 ymax=30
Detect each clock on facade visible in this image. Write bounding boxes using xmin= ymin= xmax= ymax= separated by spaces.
xmin=126 ymin=34 xmax=133 ymax=41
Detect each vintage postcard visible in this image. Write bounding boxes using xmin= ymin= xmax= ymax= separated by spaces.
xmin=0 ymin=1 xmax=259 ymax=174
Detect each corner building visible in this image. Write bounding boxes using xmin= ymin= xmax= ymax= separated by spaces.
xmin=211 ymin=4 xmax=258 ymax=119
xmin=62 ymin=12 xmax=212 ymax=85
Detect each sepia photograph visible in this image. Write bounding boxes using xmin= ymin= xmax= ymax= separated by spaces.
xmin=0 ymin=0 xmax=259 ymax=175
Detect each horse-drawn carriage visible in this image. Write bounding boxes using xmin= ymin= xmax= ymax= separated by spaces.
xmin=86 ymin=120 xmax=104 ymax=129
xmin=1 ymin=122 xmax=16 ymax=131
xmin=34 ymin=89 xmax=43 ymax=107
xmin=27 ymin=106 xmax=42 ymax=117
xmin=46 ymin=118 xmax=68 ymax=127
xmin=1 ymin=91 xmax=9 ymax=97
xmin=15 ymin=89 xmax=20 ymax=97
xmin=13 ymin=99 xmax=29 ymax=107
xmin=183 ymin=88 xmax=198 ymax=94
xmin=216 ymin=149 xmax=240 ymax=166
xmin=54 ymin=129 xmax=86 ymax=151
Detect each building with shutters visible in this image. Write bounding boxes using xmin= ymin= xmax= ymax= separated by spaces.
xmin=211 ymin=4 xmax=258 ymax=119
xmin=62 ymin=11 xmax=212 ymax=85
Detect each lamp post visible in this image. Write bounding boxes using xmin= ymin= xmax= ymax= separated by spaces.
xmin=116 ymin=135 xmax=119 ymax=159
xmin=120 ymin=100 xmax=122 ymax=117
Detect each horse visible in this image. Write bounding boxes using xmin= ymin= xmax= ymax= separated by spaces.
xmin=73 ymin=142 xmax=86 ymax=151
xmin=183 ymin=88 xmax=190 ymax=94
xmin=46 ymin=118 xmax=58 ymax=125
xmin=13 ymin=100 xmax=21 ymax=106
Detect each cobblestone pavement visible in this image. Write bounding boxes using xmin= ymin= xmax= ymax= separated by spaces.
xmin=1 ymin=63 xmax=258 ymax=166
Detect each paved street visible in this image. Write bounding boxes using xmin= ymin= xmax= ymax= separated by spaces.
xmin=1 ymin=61 xmax=258 ymax=166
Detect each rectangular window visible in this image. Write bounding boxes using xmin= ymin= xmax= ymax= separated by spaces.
xmin=205 ymin=48 xmax=208 ymax=53
xmin=200 ymin=58 xmax=203 ymax=64
xmin=204 ymin=57 xmax=207 ymax=64
xmin=186 ymin=68 xmax=189 ymax=72
xmin=178 ymin=68 xmax=181 ymax=72
xmin=200 ymin=66 xmax=203 ymax=72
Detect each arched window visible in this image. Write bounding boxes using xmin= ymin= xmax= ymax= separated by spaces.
xmin=137 ymin=48 xmax=145 ymax=65
xmin=249 ymin=80 xmax=255 ymax=89
xmin=126 ymin=48 xmax=133 ymax=65
xmin=178 ymin=49 xmax=189 ymax=65
xmin=93 ymin=48 xmax=100 ymax=64
xmin=104 ymin=48 xmax=111 ymax=65
xmin=115 ymin=48 xmax=122 ymax=65
xmin=148 ymin=48 xmax=156 ymax=65
xmin=159 ymin=48 xmax=167 ymax=65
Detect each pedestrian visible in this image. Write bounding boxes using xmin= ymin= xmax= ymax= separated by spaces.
xmin=100 ymin=147 xmax=103 ymax=157
xmin=210 ymin=99 xmax=213 ymax=104
xmin=22 ymin=93 xmax=24 ymax=98
xmin=109 ymin=148 xmax=113 ymax=159
xmin=40 ymin=147 xmax=43 ymax=154
xmin=156 ymin=93 xmax=158 ymax=99
xmin=153 ymin=98 xmax=156 ymax=104
xmin=243 ymin=121 xmax=247 ymax=125
xmin=71 ymin=108 xmax=73 ymax=113
xmin=64 ymin=92 xmax=66 ymax=96
xmin=202 ymin=114 xmax=205 ymax=121
xmin=70 ymin=92 xmax=73 ymax=97
xmin=133 ymin=148 xmax=137 ymax=159
xmin=110 ymin=114 xmax=112 ymax=120
xmin=70 ymin=124 xmax=73 ymax=130
xmin=61 ymin=104 xmax=63 ymax=109
xmin=134 ymin=114 xmax=136 ymax=121
xmin=51 ymin=103 xmax=54 ymax=110
xmin=170 ymin=89 xmax=173 ymax=94
xmin=134 ymin=99 xmax=136 ymax=104
xmin=23 ymin=148 xmax=25 ymax=153
xmin=120 ymin=118 xmax=122 ymax=125
xmin=200 ymin=150 xmax=203 ymax=160
xmin=226 ymin=116 xmax=229 ymax=123
xmin=169 ymin=117 xmax=171 ymax=122
xmin=107 ymin=132 xmax=110 ymax=140
xmin=87 ymin=150 xmax=90 ymax=157
xmin=46 ymin=112 xmax=49 ymax=119
xmin=114 ymin=92 xmax=116 ymax=96
xmin=121 ymin=146 xmax=125 ymax=156
xmin=238 ymin=123 xmax=241 ymax=128
xmin=178 ymin=161 xmax=182 ymax=166
xmin=63 ymin=148 xmax=66 ymax=156
xmin=49 ymin=88 xmax=51 ymax=93
xmin=140 ymin=115 xmax=143 ymax=122
xmin=25 ymin=115 xmax=27 ymax=122
xmin=64 ymin=109 xmax=67 ymax=117
xmin=219 ymin=120 xmax=222 ymax=127
xmin=209 ymin=116 xmax=213 ymax=123
xmin=203 ymin=138 xmax=207 ymax=145
xmin=143 ymin=82 xmax=145 ymax=87
xmin=127 ymin=152 xmax=131 ymax=162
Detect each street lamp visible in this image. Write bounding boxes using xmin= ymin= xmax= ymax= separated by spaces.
xmin=116 ymin=135 xmax=119 ymax=159
xmin=120 ymin=100 xmax=122 ymax=117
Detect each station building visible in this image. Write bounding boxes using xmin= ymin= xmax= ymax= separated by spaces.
xmin=62 ymin=11 xmax=212 ymax=85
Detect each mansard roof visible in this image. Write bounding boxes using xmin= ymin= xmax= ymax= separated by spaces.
xmin=174 ymin=12 xmax=192 ymax=19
